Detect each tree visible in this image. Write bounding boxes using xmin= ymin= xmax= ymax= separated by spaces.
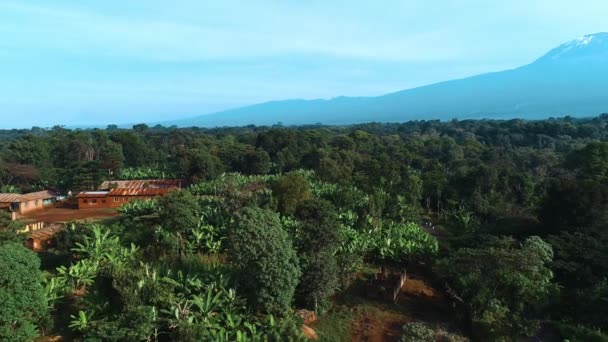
xmin=239 ymin=148 xmax=272 ymax=175
xmin=296 ymin=249 xmax=339 ymax=311
xmin=538 ymin=178 xmax=608 ymax=234
xmin=228 ymin=207 xmax=301 ymax=313
xmin=71 ymin=160 xmax=105 ymax=191
xmin=566 ymin=142 xmax=608 ymax=180
xmin=0 ymin=242 xmax=49 ymax=341
xmin=100 ymin=140 xmax=124 ymax=176
xmin=547 ymin=229 xmax=608 ymax=330
xmin=294 ymin=199 xmax=341 ymax=310
xmin=178 ymin=148 xmax=224 ymax=183
xmin=295 ymin=199 xmax=341 ymax=254
xmin=0 ymin=162 xmax=40 ymax=188
xmin=271 ymin=173 xmax=312 ymax=216
xmin=389 ymin=167 xmax=423 ymax=222
xmin=440 ymin=236 xmax=555 ymax=341
xmin=158 ymin=190 xmax=201 ymax=257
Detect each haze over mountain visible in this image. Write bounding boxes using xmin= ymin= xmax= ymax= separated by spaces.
xmin=165 ymin=33 xmax=608 ymax=127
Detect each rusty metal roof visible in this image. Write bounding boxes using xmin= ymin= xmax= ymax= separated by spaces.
xmin=0 ymin=193 xmax=23 ymax=203
xmin=22 ymin=190 xmax=58 ymax=201
xmin=0 ymin=190 xmax=57 ymax=203
xmin=99 ymin=179 xmax=182 ymax=190
xmin=29 ymin=225 xmax=64 ymax=242
xmin=76 ymin=191 xmax=110 ymax=198
xmin=108 ymin=188 xmax=176 ymax=196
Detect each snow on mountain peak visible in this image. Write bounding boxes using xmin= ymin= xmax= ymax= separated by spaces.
xmin=536 ymin=32 xmax=608 ymax=63
xmin=575 ymin=34 xmax=594 ymax=45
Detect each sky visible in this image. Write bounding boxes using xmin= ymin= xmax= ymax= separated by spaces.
xmin=0 ymin=0 xmax=607 ymax=128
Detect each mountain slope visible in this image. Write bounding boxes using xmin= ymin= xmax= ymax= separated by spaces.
xmin=167 ymin=33 xmax=608 ymax=127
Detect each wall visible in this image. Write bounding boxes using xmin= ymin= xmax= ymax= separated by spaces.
xmin=11 ymin=198 xmax=55 ymax=220
xmin=77 ymin=197 xmax=113 ymax=209
xmin=19 ymin=199 xmax=47 ymax=215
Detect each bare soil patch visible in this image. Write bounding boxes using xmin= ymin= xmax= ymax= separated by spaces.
xmin=317 ymin=271 xmax=453 ymax=342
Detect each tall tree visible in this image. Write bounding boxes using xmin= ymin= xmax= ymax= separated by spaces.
xmin=271 ymin=173 xmax=312 ymax=216
xmin=294 ymin=199 xmax=341 ymax=310
xmin=228 ymin=207 xmax=301 ymax=313
xmin=0 ymin=242 xmax=49 ymax=341
xmin=158 ymin=190 xmax=201 ymax=257
xmin=440 ymin=236 xmax=555 ymax=341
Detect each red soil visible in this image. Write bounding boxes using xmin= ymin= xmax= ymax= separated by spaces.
xmin=349 ymin=275 xmax=450 ymax=342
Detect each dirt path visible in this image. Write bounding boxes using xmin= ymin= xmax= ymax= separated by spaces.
xmin=349 ymin=306 xmax=408 ymax=342
xmin=348 ymin=274 xmax=451 ymax=342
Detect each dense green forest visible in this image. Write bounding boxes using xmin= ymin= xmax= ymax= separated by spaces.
xmin=1 ymin=115 xmax=608 ymax=341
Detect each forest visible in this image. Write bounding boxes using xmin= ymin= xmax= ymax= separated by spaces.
xmin=1 ymin=114 xmax=608 ymax=341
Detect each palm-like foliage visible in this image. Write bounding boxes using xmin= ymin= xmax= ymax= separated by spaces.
xmin=69 ymin=310 xmax=96 ymax=332
xmin=338 ymin=219 xmax=438 ymax=264
xmin=186 ymin=215 xmax=224 ymax=254
xmin=118 ymin=166 xmax=175 ymax=180
xmin=71 ymin=225 xmax=139 ymax=265
xmin=42 ymin=274 xmax=69 ymax=308
xmin=56 ymin=259 xmax=98 ymax=291
xmin=119 ymin=199 xmax=160 ymax=218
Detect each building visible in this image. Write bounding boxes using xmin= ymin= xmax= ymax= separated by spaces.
xmin=77 ymin=179 xmax=181 ymax=209
xmin=0 ymin=190 xmax=60 ymax=220
xmin=25 ymin=224 xmax=64 ymax=251
xmin=99 ymin=179 xmax=182 ymax=190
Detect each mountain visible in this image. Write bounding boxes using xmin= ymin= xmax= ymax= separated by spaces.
xmin=166 ymin=33 xmax=608 ymax=127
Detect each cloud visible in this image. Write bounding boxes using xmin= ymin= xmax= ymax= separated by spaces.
xmin=1 ymin=0 xmax=607 ymax=128
xmin=0 ymin=1 xmax=464 ymax=62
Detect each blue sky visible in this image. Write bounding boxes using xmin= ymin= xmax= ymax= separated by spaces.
xmin=0 ymin=0 xmax=606 ymax=128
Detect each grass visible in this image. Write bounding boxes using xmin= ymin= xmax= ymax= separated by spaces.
xmin=314 ymin=308 xmax=356 ymax=342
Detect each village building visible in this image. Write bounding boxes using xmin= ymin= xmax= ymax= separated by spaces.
xmin=76 ymin=179 xmax=182 ymax=209
xmin=99 ymin=179 xmax=182 ymax=190
xmin=0 ymin=190 xmax=60 ymax=220
xmin=25 ymin=224 xmax=64 ymax=252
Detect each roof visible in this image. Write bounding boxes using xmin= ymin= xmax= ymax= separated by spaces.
xmin=0 ymin=190 xmax=57 ymax=203
xmin=0 ymin=193 xmax=23 ymax=203
xmin=108 ymin=188 xmax=175 ymax=196
xmin=29 ymin=225 xmax=64 ymax=242
xmin=99 ymin=179 xmax=182 ymax=190
xmin=22 ymin=190 xmax=58 ymax=201
xmin=76 ymin=191 xmax=110 ymax=198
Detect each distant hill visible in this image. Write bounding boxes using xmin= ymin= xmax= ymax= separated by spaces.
xmin=165 ymin=33 xmax=608 ymax=127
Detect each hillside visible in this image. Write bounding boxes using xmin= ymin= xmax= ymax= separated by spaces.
xmin=166 ymin=33 xmax=608 ymax=127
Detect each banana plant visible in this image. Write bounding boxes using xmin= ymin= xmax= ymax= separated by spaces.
xmin=42 ymin=275 xmax=69 ymax=308
xmin=56 ymin=259 xmax=98 ymax=291
xmin=71 ymin=225 xmax=139 ymax=266
xmin=69 ymin=310 xmax=96 ymax=332
xmin=118 ymin=166 xmax=175 ymax=180
xmin=186 ymin=218 xmax=224 ymax=254
xmin=190 ymin=289 xmax=225 ymax=323
xmin=119 ymin=199 xmax=160 ymax=217
xmin=71 ymin=225 xmax=117 ymax=261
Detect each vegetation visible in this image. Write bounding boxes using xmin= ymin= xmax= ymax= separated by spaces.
xmin=294 ymin=199 xmax=341 ymax=310
xmin=400 ymin=322 xmax=468 ymax=342
xmin=0 ymin=241 xmax=49 ymax=341
xmin=1 ymin=115 xmax=608 ymax=340
xmin=118 ymin=199 xmax=160 ymax=217
xmin=228 ymin=207 xmax=301 ymax=314
xmin=440 ymin=236 xmax=556 ymax=340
